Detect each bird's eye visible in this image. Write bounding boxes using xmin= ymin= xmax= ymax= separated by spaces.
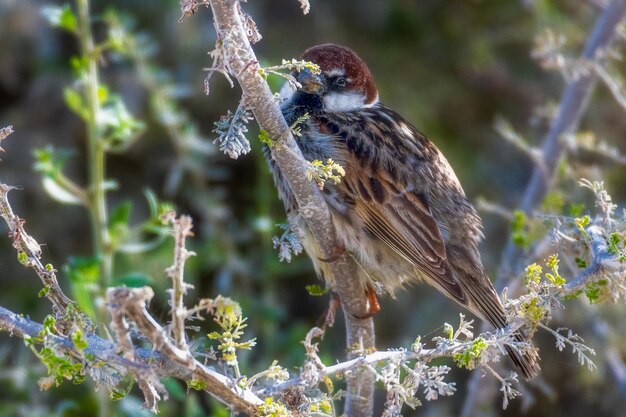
xmin=334 ymin=76 xmax=347 ymax=88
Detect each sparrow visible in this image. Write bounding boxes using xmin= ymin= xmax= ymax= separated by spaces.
xmin=265 ymin=43 xmax=539 ymax=379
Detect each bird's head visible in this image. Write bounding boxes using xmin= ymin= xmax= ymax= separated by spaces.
xmin=293 ymin=44 xmax=379 ymax=113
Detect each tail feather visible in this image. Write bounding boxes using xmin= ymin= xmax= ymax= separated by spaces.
xmin=504 ymin=331 xmax=540 ymax=380
xmin=469 ymin=292 xmax=541 ymax=379
xmin=456 ymin=270 xmax=541 ymax=379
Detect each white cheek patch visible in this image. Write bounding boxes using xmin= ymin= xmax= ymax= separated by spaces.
xmin=323 ymin=91 xmax=367 ymax=112
xmin=363 ymin=94 xmax=379 ymax=108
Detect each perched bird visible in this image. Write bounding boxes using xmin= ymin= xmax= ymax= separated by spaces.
xmin=265 ymin=43 xmax=539 ymax=379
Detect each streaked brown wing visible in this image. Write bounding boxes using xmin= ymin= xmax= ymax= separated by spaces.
xmin=349 ymin=173 xmax=467 ymax=305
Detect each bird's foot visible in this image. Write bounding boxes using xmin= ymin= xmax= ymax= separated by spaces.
xmin=353 ymin=285 xmax=380 ymax=319
xmin=317 ymin=242 xmax=346 ymax=263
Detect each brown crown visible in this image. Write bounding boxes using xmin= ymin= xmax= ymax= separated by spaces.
xmin=301 ymin=44 xmax=378 ymax=105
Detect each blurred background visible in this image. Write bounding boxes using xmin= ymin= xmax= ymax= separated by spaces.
xmin=0 ymin=0 xmax=625 ymax=416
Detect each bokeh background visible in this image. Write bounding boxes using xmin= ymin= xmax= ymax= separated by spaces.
xmin=0 ymin=0 xmax=625 ymax=416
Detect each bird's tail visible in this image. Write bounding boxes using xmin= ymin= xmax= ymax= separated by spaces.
xmin=504 ymin=330 xmax=540 ymax=380
xmin=459 ymin=271 xmax=540 ymax=379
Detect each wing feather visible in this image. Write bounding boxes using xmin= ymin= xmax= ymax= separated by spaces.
xmin=350 ymin=174 xmax=467 ymax=304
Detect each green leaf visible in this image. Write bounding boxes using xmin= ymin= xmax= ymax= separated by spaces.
xmin=110 ymin=201 xmax=132 ymax=226
xmin=585 ymin=279 xmax=609 ymax=304
xmin=305 ymin=284 xmax=331 ymax=296
xmin=97 ymin=85 xmax=110 ymax=104
xmin=33 ymin=145 xmax=73 ymax=177
xmin=143 ymin=188 xmax=175 ymax=233
xmin=110 ymin=379 xmax=134 ymax=401
xmin=568 ymin=203 xmax=586 ymax=218
xmin=575 ymin=215 xmax=591 ymax=237
xmin=162 ymin=378 xmax=186 ymax=400
xmin=65 ymin=256 xmax=100 ymax=284
xmin=524 ymin=263 xmax=542 ymax=285
xmin=41 ymin=4 xmax=78 ymax=33
xmin=207 ymin=331 xmax=222 ymax=340
xmin=42 ymin=176 xmax=83 ymax=205
xmin=110 ymin=273 xmax=152 ymax=288
xmin=511 ymin=210 xmax=530 ymax=248
xmin=65 ymin=257 xmax=100 ymax=319
xmin=453 ymin=337 xmax=487 ymax=369
xmin=109 ymin=201 xmax=133 ymax=245
xmin=17 ymin=251 xmax=28 ymax=265
xmin=69 ymin=56 xmax=89 ymax=78
xmin=258 ymin=129 xmax=273 ymax=146
xmin=63 ymin=88 xmax=89 ymax=120
xmin=101 ymin=96 xmax=145 ymax=150
xmin=42 ymin=315 xmax=57 ymax=335
xmin=38 ymin=285 xmax=51 ymax=298
xmin=606 ymin=232 xmax=626 ymax=260
xmin=187 ymin=379 xmax=208 ymax=391
xmin=71 ymin=329 xmax=88 ymax=351
xmin=541 ymin=191 xmax=564 ymax=214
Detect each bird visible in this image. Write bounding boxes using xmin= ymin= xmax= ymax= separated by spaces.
xmin=264 ymin=43 xmax=539 ymax=379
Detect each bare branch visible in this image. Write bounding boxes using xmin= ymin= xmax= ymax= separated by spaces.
xmin=476 ymin=197 xmax=515 ymax=221
xmin=0 ymin=125 xmax=12 ymax=151
xmin=0 ymin=183 xmax=74 ymax=321
xmin=179 ymin=0 xmax=197 ymax=19
xmin=107 ymin=287 xmax=263 ymax=414
xmin=593 ymin=61 xmax=626 ymax=112
xmin=297 ymin=0 xmax=310 ymax=15
xmin=494 ymin=116 xmax=547 ymax=174
xmin=0 ymin=303 xmax=260 ymax=413
xmin=163 ymin=212 xmax=196 ymax=351
xmin=562 ymin=225 xmax=626 ymax=293
xmin=107 ymin=292 xmax=167 ymax=412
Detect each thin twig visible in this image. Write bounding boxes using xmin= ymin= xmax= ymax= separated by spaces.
xmin=0 ymin=303 xmax=260 ymax=413
xmin=593 ymin=62 xmax=626 ymax=112
xmin=107 ymin=292 xmax=167 ymax=412
xmin=163 ymin=213 xmax=196 ymax=351
xmin=107 ymin=287 xmax=263 ymax=414
xmin=0 ymin=183 xmax=74 ymax=319
xmin=562 ymin=225 xmax=626 ymax=292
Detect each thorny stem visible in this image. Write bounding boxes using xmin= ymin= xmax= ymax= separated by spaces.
xmin=0 ymin=303 xmax=262 ymax=414
xmin=0 ymin=183 xmax=74 ymax=318
xmin=107 ymin=287 xmax=263 ymax=414
xmin=204 ymin=1 xmax=375 ymax=416
xmin=76 ymin=3 xmax=114 ymax=416
xmin=537 ymin=323 xmax=596 ymax=362
xmin=164 ymin=213 xmax=195 ymax=351
xmin=76 ymin=0 xmax=113 ymax=287
xmin=562 ymin=225 xmax=625 ymax=292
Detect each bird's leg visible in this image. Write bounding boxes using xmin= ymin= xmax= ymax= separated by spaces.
xmin=317 ymin=292 xmax=341 ymax=330
xmin=353 ymin=285 xmax=381 ymax=319
xmin=334 ymin=285 xmax=380 ymax=320
xmin=317 ymin=242 xmax=345 ymax=263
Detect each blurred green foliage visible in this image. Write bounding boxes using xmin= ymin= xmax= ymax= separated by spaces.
xmin=0 ymin=1 xmax=625 ymax=417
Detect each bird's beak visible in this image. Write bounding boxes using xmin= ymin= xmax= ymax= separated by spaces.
xmin=297 ymin=69 xmax=325 ymax=94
